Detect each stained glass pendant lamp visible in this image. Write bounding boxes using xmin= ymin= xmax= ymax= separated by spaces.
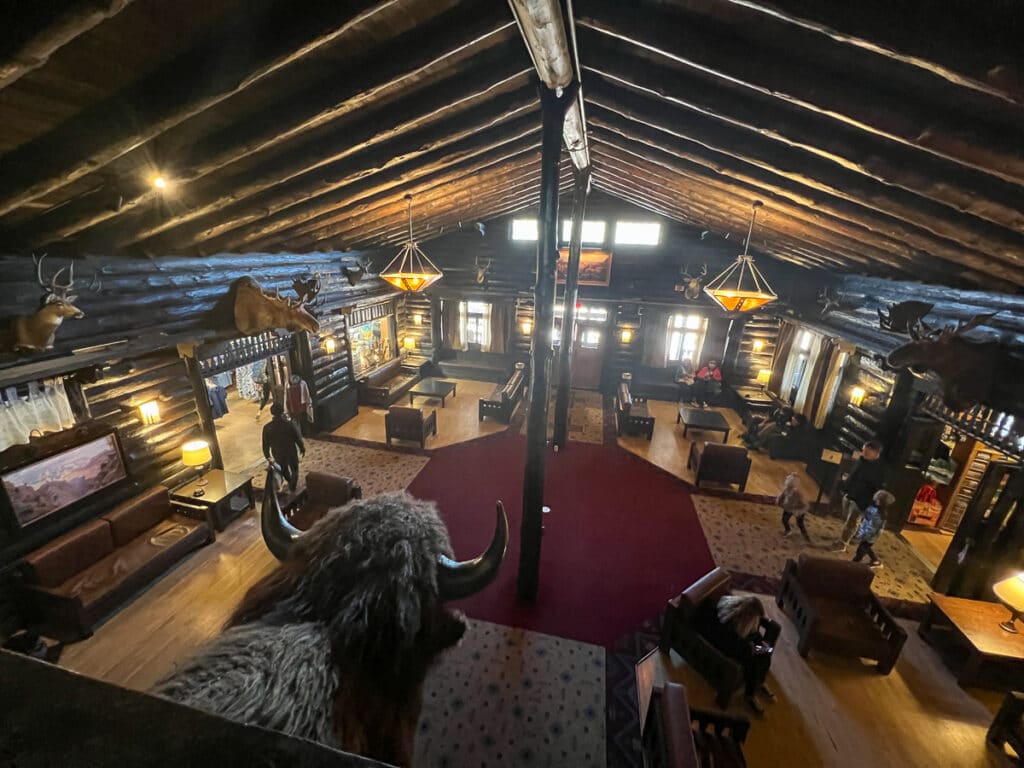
xmin=704 ymin=200 xmax=778 ymax=313
xmin=380 ymin=194 xmax=443 ymax=292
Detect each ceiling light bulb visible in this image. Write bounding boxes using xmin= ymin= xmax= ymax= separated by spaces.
xmin=153 ymin=176 xmax=167 ymax=190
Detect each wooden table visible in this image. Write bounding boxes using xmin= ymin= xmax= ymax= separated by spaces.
xmin=918 ymin=593 xmax=1024 ymax=689
xmin=677 ymin=407 xmax=731 ymax=442
xmin=171 ymin=469 xmax=255 ymax=531
xmin=409 ymin=379 xmax=457 ymax=407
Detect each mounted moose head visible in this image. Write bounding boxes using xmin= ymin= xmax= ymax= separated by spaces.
xmin=676 ymin=264 xmax=707 ymax=300
xmin=887 ymin=313 xmax=1000 ymax=411
xmin=11 ymin=255 xmax=85 ymax=352
xmin=233 ymin=277 xmax=320 ymax=336
xmin=475 ymin=256 xmax=492 ymax=286
xmin=342 ymin=258 xmax=373 ymax=287
xmin=291 ymin=272 xmax=323 ymax=310
xmin=878 ymin=301 xmax=934 ymax=333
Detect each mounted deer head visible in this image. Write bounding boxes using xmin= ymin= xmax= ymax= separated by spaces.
xmin=292 ymin=272 xmax=324 ymax=310
xmin=234 ymin=277 xmax=320 ymax=336
xmin=475 ymin=256 xmax=492 ymax=286
xmin=887 ymin=312 xmax=1000 ymax=410
xmin=10 ymin=255 xmax=85 ymax=352
xmin=676 ymin=263 xmax=707 ymax=300
xmin=342 ymin=258 xmax=373 ymax=287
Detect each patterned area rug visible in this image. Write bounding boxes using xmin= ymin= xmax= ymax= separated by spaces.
xmin=520 ymin=389 xmax=605 ymax=445
xmin=416 ymin=620 xmax=606 ymax=768
xmin=692 ymin=495 xmax=934 ymax=603
xmin=249 ymin=436 xmax=430 ymax=497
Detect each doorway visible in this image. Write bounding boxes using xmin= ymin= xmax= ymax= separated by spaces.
xmin=572 ymin=324 xmax=604 ymax=390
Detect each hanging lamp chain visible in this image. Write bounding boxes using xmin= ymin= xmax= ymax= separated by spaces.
xmin=742 ymin=200 xmax=762 ymax=258
xmin=406 ymin=195 xmax=414 ymax=243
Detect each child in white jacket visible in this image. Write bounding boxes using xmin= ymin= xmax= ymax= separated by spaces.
xmin=777 ymin=472 xmax=811 ymax=543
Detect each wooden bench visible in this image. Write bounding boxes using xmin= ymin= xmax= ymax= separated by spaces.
xmin=616 ymin=380 xmax=655 ymax=440
xmin=479 ymin=363 xmax=526 ymax=424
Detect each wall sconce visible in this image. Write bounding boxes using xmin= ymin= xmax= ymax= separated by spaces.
xmin=756 ymin=369 xmax=771 ymax=385
xmin=322 ymin=336 xmax=337 ymax=354
xmin=403 ymin=336 xmax=417 ymax=350
xmin=620 ymin=329 xmax=633 ymax=343
xmin=521 ymin=320 xmax=532 ymax=335
xmin=413 ymin=314 xmax=423 ymax=325
xmin=139 ymin=401 xmax=161 ymax=424
xmin=752 ymin=339 xmax=765 ymax=353
xmin=850 ymin=386 xmax=867 ymax=407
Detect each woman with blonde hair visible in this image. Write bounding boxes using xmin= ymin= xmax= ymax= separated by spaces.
xmin=709 ymin=595 xmax=776 ymax=713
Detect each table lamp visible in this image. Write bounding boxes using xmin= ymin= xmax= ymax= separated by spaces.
xmin=993 ymin=573 xmax=1024 ymax=633
xmin=182 ymin=439 xmax=213 ymax=487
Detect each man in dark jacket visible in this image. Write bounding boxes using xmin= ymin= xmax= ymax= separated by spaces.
xmin=262 ymin=402 xmax=306 ymax=491
xmin=832 ymin=440 xmax=885 ymax=552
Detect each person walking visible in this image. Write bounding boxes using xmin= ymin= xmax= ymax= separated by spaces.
xmin=852 ymin=490 xmax=896 ymax=568
xmin=262 ymin=402 xmax=306 ymax=491
xmin=831 ymin=440 xmax=884 ymax=553
xmin=778 ymin=472 xmax=812 ymax=543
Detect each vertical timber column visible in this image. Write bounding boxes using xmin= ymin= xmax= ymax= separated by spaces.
xmin=721 ymin=316 xmax=748 ymax=381
xmin=429 ymin=294 xmax=442 ymax=364
xmin=518 ymin=82 xmax=576 ymax=601
xmin=552 ymin=167 xmax=591 ymax=450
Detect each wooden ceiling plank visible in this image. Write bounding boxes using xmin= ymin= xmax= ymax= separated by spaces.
xmin=0 ymin=0 xmax=401 ymax=218
xmin=577 ymin=1 xmax=1024 ymax=185
xmin=14 ymin=4 xmax=516 ymax=246
xmin=0 ymin=0 xmax=136 ymax=91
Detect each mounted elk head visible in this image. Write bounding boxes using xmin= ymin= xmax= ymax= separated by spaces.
xmin=342 ymin=258 xmax=373 ymax=287
xmin=233 ymin=277 xmax=320 ymax=336
xmin=474 ymin=256 xmax=492 ymax=285
xmin=153 ymin=473 xmax=509 ymax=767
xmin=887 ymin=313 xmax=1000 ymax=411
xmin=675 ymin=264 xmax=707 ymax=300
xmin=10 ymin=255 xmax=85 ymax=352
xmin=878 ymin=301 xmax=934 ymax=334
xmin=291 ymin=272 xmax=324 ymax=311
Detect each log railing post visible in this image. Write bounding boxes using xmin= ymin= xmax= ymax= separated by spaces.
xmin=518 ymin=81 xmax=576 ymax=602
xmin=552 ymin=166 xmax=592 ymax=450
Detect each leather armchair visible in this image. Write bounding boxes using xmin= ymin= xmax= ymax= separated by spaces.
xmin=284 ymin=471 xmax=362 ymax=531
xmin=385 ymin=405 xmax=437 ymax=448
xmin=687 ymin=443 xmax=751 ymax=491
xmin=660 ymin=568 xmax=780 ymax=708
xmin=776 ymin=554 xmax=907 ymax=674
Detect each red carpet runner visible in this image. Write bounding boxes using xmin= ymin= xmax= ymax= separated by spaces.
xmin=407 ymin=432 xmax=714 ymax=647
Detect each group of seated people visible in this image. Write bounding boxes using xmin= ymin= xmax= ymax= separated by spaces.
xmin=674 ymin=359 xmax=723 ymax=407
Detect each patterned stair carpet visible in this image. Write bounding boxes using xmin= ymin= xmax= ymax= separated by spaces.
xmin=692 ymin=495 xmax=934 ymax=603
xmin=520 ymin=389 xmax=606 ymax=445
xmin=416 ymin=619 xmax=606 ymax=768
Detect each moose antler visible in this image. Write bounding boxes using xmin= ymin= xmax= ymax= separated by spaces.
xmin=937 ymin=312 xmax=998 ymax=343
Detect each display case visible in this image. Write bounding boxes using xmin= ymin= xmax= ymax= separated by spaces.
xmin=350 ymin=315 xmax=396 ymax=379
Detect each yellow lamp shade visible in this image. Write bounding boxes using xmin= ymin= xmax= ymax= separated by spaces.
xmin=850 ymin=386 xmax=867 ymax=407
xmin=756 ymin=369 xmax=772 ymax=384
xmin=993 ymin=573 xmax=1024 ymax=632
xmin=181 ymin=439 xmax=212 ymax=467
xmin=139 ymin=401 xmax=160 ymax=424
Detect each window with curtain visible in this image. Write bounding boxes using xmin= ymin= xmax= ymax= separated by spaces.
xmin=666 ymin=314 xmax=708 ymax=365
xmin=782 ymin=329 xmax=815 ymax=403
xmin=461 ymin=301 xmax=491 ymax=348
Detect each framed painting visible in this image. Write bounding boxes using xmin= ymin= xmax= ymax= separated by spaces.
xmin=556 ymin=249 xmax=613 ymax=286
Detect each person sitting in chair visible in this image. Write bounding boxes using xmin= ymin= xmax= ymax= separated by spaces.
xmin=693 ymin=359 xmax=723 ymax=407
xmin=674 ymin=359 xmax=696 ymax=404
xmin=698 ymin=595 xmax=776 ymax=714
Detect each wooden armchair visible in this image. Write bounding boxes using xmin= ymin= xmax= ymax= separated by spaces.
xmin=687 ymin=443 xmax=751 ymax=491
xmin=660 ymin=568 xmax=780 ymax=708
xmin=284 ymin=471 xmax=362 ymax=531
xmin=988 ymin=691 xmax=1024 ymax=759
xmin=385 ymin=405 xmax=437 ymax=448
xmin=776 ymin=554 xmax=907 ymax=674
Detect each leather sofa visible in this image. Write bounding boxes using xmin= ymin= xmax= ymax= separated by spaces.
xmin=479 ymin=363 xmax=526 ymax=424
xmin=18 ymin=487 xmax=213 ymax=640
xmin=776 ymin=554 xmax=907 ymax=674
xmin=284 ymin=471 xmax=362 ymax=531
xmin=687 ymin=442 xmax=751 ymax=491
xmin=357 ymin=358 xmax=421 ymax=407
xmin=660 ymin=568 xmax=780 ymax=709
xmin=627 ymin=365 xmax=681 ymax=402
xmin=385 ymin=405 xmax=437 ymax=448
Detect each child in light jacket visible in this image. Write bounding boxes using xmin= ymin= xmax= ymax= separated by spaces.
xmin=852 ymin=489 xmax=896 ymax=568
xmin=777 ymin=472 xmax=811 ymax=543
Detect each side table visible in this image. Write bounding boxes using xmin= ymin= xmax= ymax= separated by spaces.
xmin=171 ymin=469 xmax=255 ymax=531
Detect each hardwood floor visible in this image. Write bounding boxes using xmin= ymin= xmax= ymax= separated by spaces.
xmin=645 ymin=594 xmax=1008 ymax=768
xmin=902 ymin=525 xmax=954 ymax=571
xmin=331 ymin=377 xmax=509 ymax=448
xmin=213 ymin=392 xmax=269 ymax=476
xmin=617 ymin=399 xmax=822 ymax=499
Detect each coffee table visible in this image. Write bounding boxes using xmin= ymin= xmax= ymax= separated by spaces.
xmin=677 ymin=407 xmax=731 ymax=442
xmin=171 ymin=469 xmax=255 ymax=531
xmin=919 ymin=593 xmax=1024 ymax=689
xmin=409 ymin=379 xmax=457 ymax=408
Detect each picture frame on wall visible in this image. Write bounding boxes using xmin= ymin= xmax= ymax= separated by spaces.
xmin=556 ymin=249 xmax=613 ymax=286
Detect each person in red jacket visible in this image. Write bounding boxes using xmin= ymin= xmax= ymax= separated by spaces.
xmin=694 ymin=359 xmax=723 ymax=407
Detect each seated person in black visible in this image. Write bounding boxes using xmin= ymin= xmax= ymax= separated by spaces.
xmin=674 ymin=360 xmax=696 ymax=404
xmin=742 ymin=405 xmax=792 ymax=444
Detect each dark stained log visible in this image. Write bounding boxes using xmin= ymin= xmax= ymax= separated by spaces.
xmin=576 ymin=2 xmax=1024 ymax=185
xmin=0 ymin=0 xmax=398 ymax=218
xmin=519 ymin=82 xmax=575 ymax=602
xmin=587 ymin=84 xmax=1024 ymax=263
xmin=552 ymin=167 xmax=591 ymax=450
xmin=0 ymin=0 xmax=135 ymax=90
xmin=713 ymin=0 xmax=1024 ymax=107
xmin=429 ymin=294 xmax=442 ymax=362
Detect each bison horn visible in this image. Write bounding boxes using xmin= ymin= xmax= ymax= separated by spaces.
xmin=436 ymin=501 xmax=509 ymax=602
xmin=260 ymin=461 xmax=304 ymax=559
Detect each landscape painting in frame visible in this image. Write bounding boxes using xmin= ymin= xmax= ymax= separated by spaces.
xmin=556 ymin=249 xmax=613 ymax=286
xmin=2 ymin=433 xmax=127 ymax=529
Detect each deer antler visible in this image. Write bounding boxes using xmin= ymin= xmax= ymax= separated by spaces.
xmin=700 ymin=264 xmax=707 ymax=276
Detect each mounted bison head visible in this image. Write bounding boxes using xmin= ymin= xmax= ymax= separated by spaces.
xmin=233 ymin=276 xmax=320 ymax=335
xmin=153 ymin=468 xmax=508 ymax=767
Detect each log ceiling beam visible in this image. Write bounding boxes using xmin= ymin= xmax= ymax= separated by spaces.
xmin=0 ymin=0 xmax=135 ymax=91
xmin=576 ymin=0 xmax=1024 ymax=185
xmin=13 ymin=3 xmax=516 ymax=246
xmin=711 ymin=0 xmax=1024 ymax=107
xmin=0 ymin=0 xmax=400 ymax=218
xmin=588 ymin=108 xmax=1024 ymax=280
xmin=580 ymin=52 xmax=1023 ymax=235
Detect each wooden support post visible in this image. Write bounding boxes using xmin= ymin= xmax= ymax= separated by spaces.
xmin=721 ymin=316 xmax=748 ymax=380
xmin=518 ymin=81 xmax=576 ymax=602
xmin=552 ymin=167 xmax=592 ymax=450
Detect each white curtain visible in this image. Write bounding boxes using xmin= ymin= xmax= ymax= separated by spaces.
xmin=0 ymin=379 xmax=76 ymax=453
xmin=794 ymin=335 xmax=823 ymax=414
xmin=479 ymin=302 xmax=493 ymax=352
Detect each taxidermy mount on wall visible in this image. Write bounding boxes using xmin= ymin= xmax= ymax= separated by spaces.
xmin=291 ymin=272 xmax=324 ymax=310
xmin=342 ymin=258 xmax=373 ymax=287
xmin=878 ymin=301 xmax=934 ymax=333
xmin=233 ymin=277 xmax=320 ymax=335
xmin=10 ymin=255 xmax=86 ymax=352
xmin=674 ymin=264 xmax=707 ymax=299
xmin=475 ymin=256 xmax=492 ymax=285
